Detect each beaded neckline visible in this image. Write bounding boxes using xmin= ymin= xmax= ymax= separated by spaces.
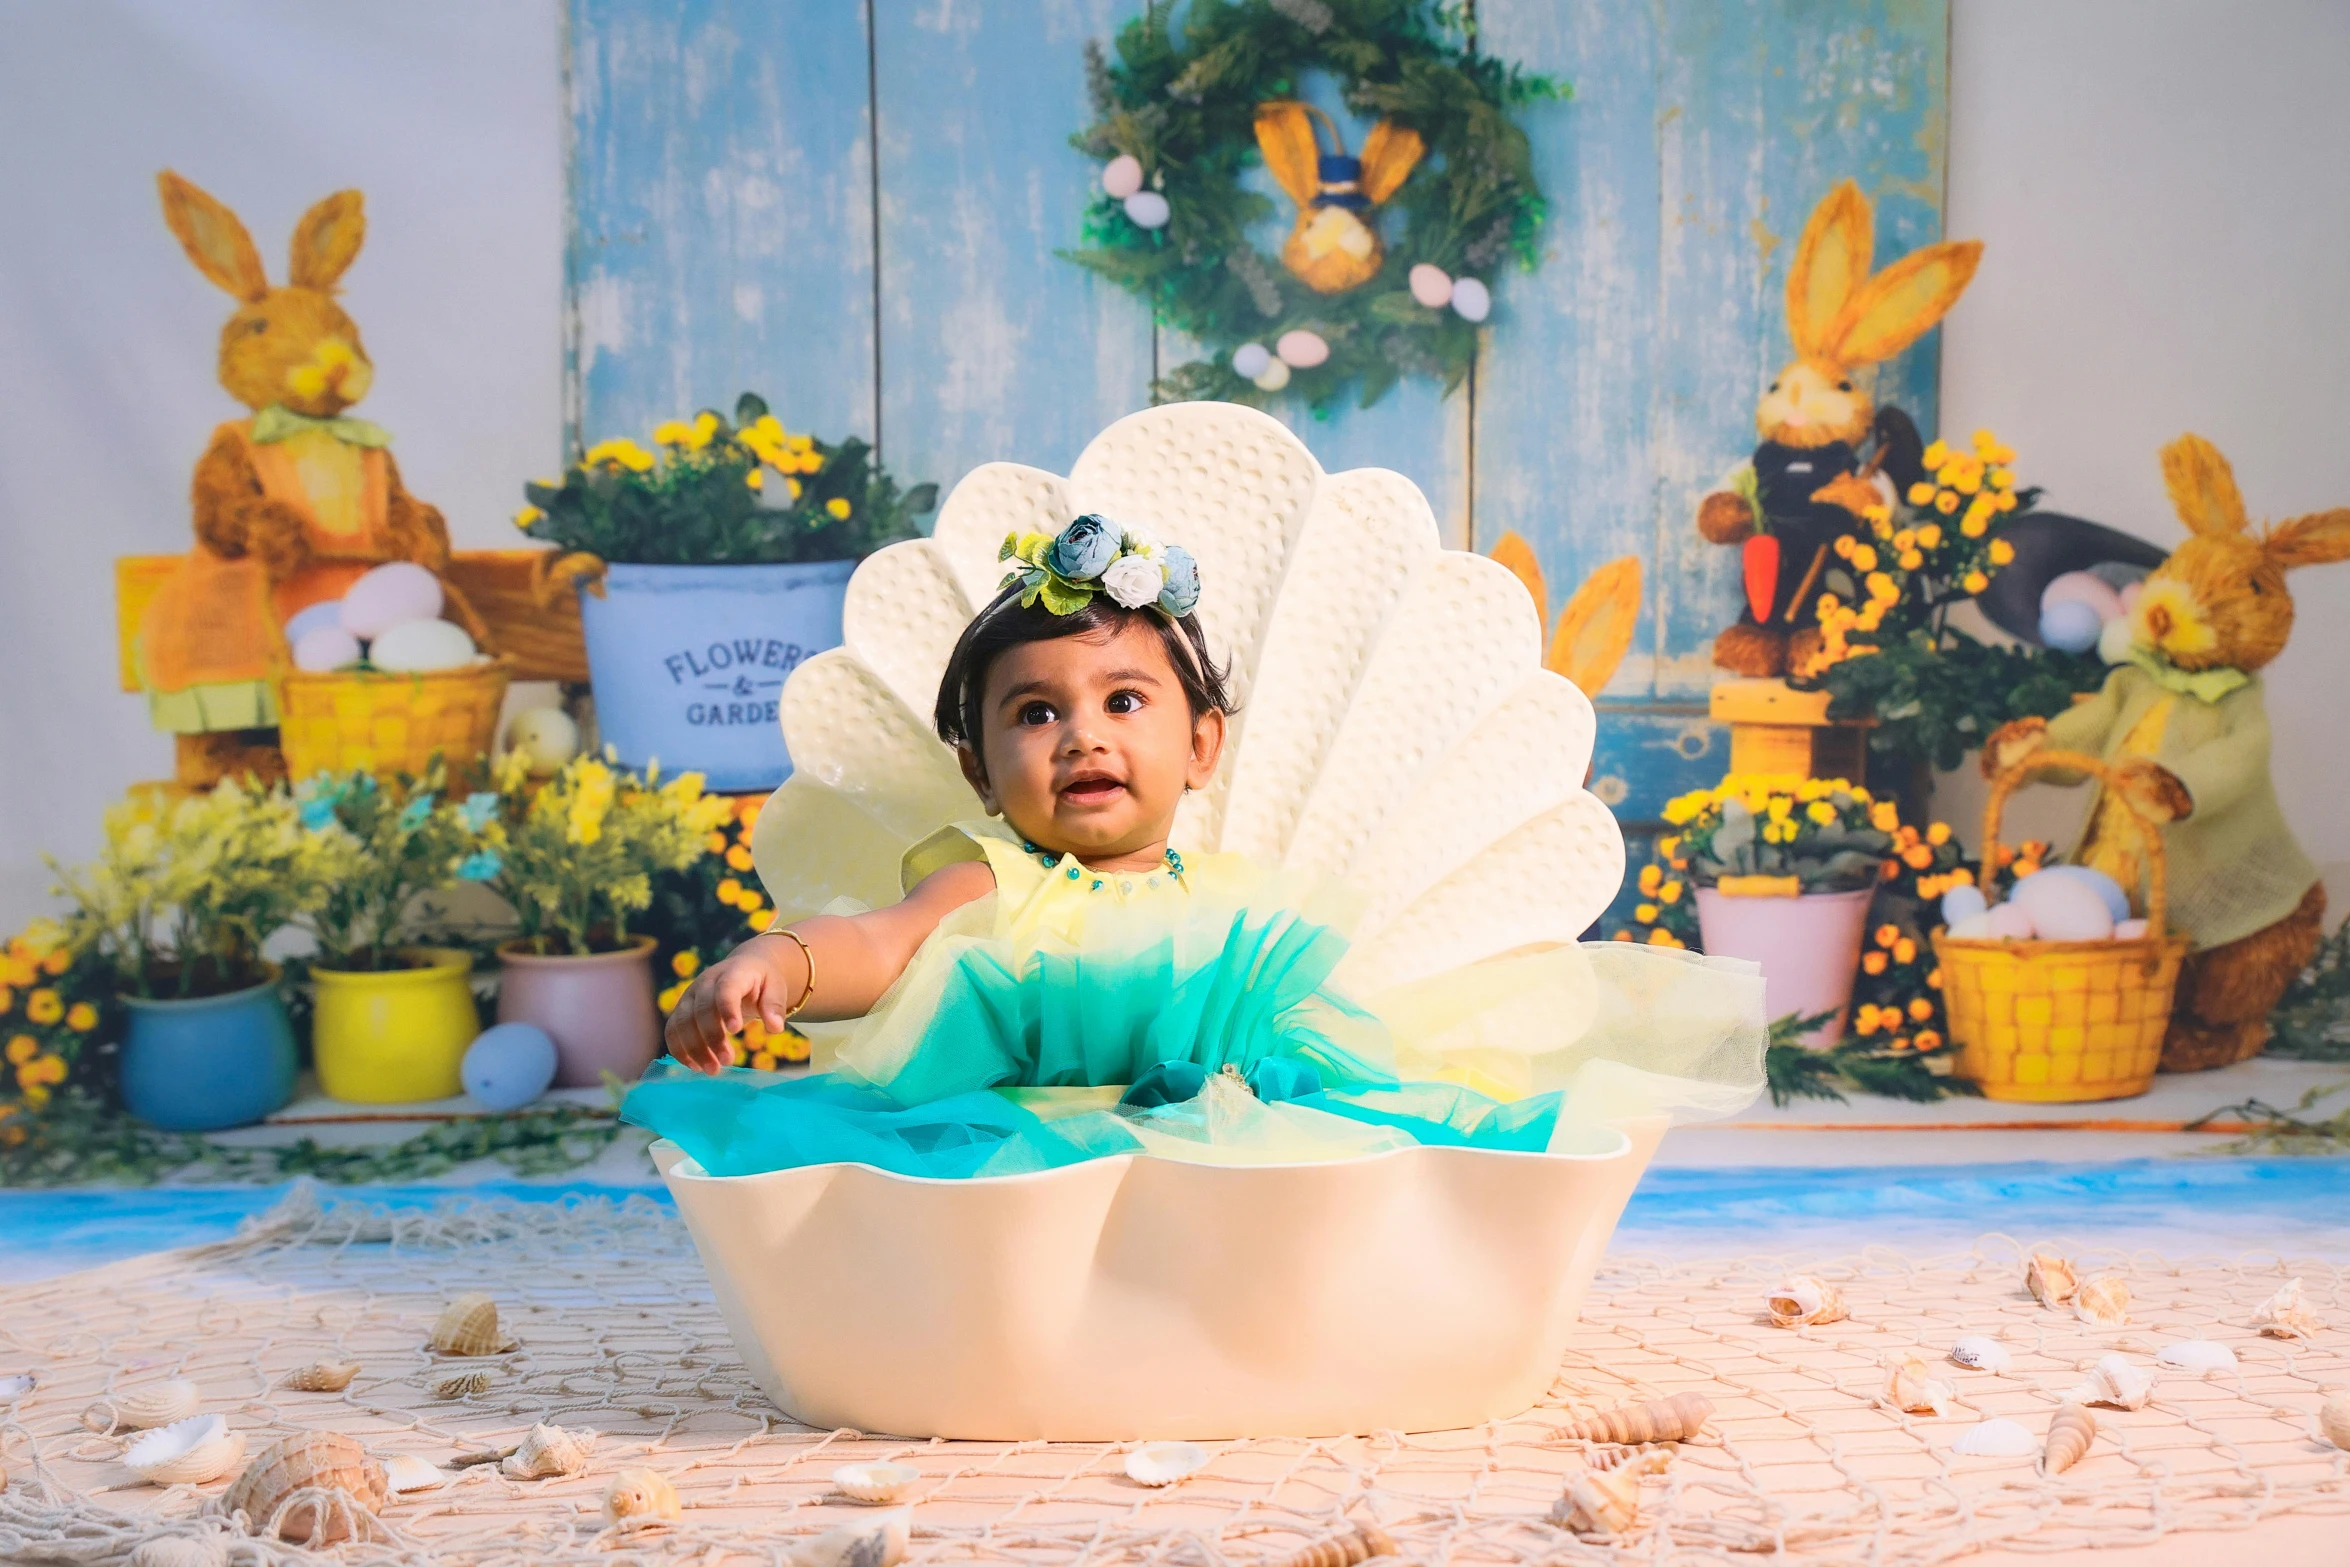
xmin=1022 ymin=838 xmax=1185 ymax=893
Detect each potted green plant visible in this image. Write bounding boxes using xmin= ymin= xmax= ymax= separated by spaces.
xmin=475 ymin=750 xmax=731 ymax=1086
xmin=291 ymin=765 xmax=503 ymax=1104
xmin=1668 ymin=774 xmax=1895 ymax=1047
xmin=50 ymin=781 xmax=337 ymax=1130
xmin=514 ymin=393 xmax=938 ymax=791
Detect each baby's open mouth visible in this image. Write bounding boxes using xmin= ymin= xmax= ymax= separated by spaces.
xmin=1059 ymin=773 xmax=1127 ymax=804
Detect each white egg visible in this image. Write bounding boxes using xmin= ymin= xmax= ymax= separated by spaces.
xmin=505 ymin=707 xmax=580 ymax=773
xmin=2010 ymin=871 xmax=2114 ymax=942
xmin=2031 ymin=865 xmax=2132 ymax=924
xmin=2119 ymin=578 xmax=2144 ymax=610
xmin=2113 ymin=917 xmax=2150 ymax=940
xmin=2038 ymin=597 xmax=2104 ymax=654
xmin=1946 ymin=911 xmax=1994 ymax=940
xmin=1275 ymin=329 xmax=1329 ymax=368
xmin=1251 ymin=359 xmax=1292 ymax=392
xmin=1408 ymin=263 xmax=1454 ymax=308
xmin=1230 ymin=342 xmax=1273 ymax=379
xmin=2040 ymin=570 xmax=2124 ymax=622
xmin=339 ymin=561 xmax=444 ymax=639
xmin=2098 ymin=613 xmax=2137 ymax=665
xmin=284 ymin=600 xmax=344 ymax=645
xmin=1941 ymin=884 xmax=1989 ymax=926
xmin=1100 ymin=154 xmax=1145 ymax=200
xmin=1449 ymin=277 xmax=1492 ymax=322
xmin=1983 ymin=903 xmax=2039 ymax=941
xmin=368 ymin=617 xmax=477 ymax=673
xmin=292 ymin=625 xmax=362 ymax=672
xmin=1122 ymin=190 xmax=1171 ymax=229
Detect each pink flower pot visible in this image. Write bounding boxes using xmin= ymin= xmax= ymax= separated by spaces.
xmin=1694 ymin=886 xmax=1875 ymax=1047
xmin=495 ymin=934 xmax=660 ymax=1087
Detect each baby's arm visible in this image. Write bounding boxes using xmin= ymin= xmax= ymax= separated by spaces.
xmin=663 ymin=859 xmax=996 ymax=1072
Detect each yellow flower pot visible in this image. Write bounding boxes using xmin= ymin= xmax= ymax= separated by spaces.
xmin=312 ymin=947 xmax=479 ymax=1103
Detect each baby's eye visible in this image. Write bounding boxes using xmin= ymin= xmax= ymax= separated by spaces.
xmin=1017 ymin=701 xmax=1057 ymax=726
xmin=1105 ymin=690 xmax=1144 ymax=715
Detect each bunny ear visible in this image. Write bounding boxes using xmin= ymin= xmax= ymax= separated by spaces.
xmin=1487 ymin=531 xmax=1549 ymax=646
xmin=2263 ymin=507 xmax=2350 ymax=569
xmin=1358 ymin=121 xmax=1425 ymax=205
xmin=157 ymin=171 xmax=267 ymax=302
xmin=1821 ymin=239 xmax=1981 ymax=367
xmin=290 ymin=190 xmax=366 ymax=290
xmin=1547 ymin=555 xmax=1643 ymax=699
xmin=1786 ymin=181 xmax=1873 ymax=360
xmin=1254 ymin=102 xmax=1322 ymax=207
xmin=2161 ymin=434 xmax=2252 ymax=538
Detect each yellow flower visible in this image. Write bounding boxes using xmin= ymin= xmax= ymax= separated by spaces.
xmin=1855 ymin=601 xmax=1885 ymax=632
xmin=652 ymin=420 xmax=695 ymax=446
xmin=1895 ymin=937 xmax=1919 ymax=966
xmin=692 ymin=410 xmax=721 ymax=446
xmin=25 ymin=990 xmax=62 ymax=1025
xmin=1949 ymin=463 xmax=1982 ymax=496
xmin=745 ymin=468 xmax=765 ymax=491
xmin=715 ymin=877 xmax=744 ymax=907
xmin=1994 ymin=490 xmax=2017 ymax=512
xmin=705 ymin=831 xmax=729 ymax=854
xmin=1892 ymin=529 xmax=1916 ymax=551
xmin=1833 ymin=535 xmax=1855 ymax=559
xmin=1806 ymin=800 xmax=1836 ymax=824
xmin=4 ymin=1035 xmax=35 ymax=1065
xmin=657 ymin=982 xmax=686 ymax=1012
xmin=1646 ymin=928 xmax=1683 ymax=949
xmin=513 ymin=505 xmax=544 ymax=530
xmin=1962 ymin=570 xmax=1989 ymax=594
xmin=1899 ymin=550 xmax=1923 ymax=570
xmin=1935 ymin=491 xmax=1959 ymax=514
xmin=1866 ymin=572 xmax=1898 ymax=604
xmin=1926 ymin=822 xmax=1951 ymax=846
xmin=1922 ymin=440 xmax=1949 ymax=469
xmin=787 ymin=478 xmax=804 ymax=501
xmin=1906 ymin=481 xmax=1936 ymax=506
xmin=1635 ymin=903 xmax=1658 ymax=924
xmin=0 ymin=985 xmax=10 ymax=1014
xmin=1855 ymin=1006 xmax=1882 ymax=1037
xmin=824 ymin=497 xmax=852 ymax=520
xmin=584 ymin=437 xmax=656 ymax=472
xmin=1988 ymin=538 xmax=2015 ymax=565
xmin=65 ymin=1002 xmax=97 ymax=1032
xmin=1916 ymin=523 xmax=1942 ymax=549
xmin=41 ymin=950 xmax=67 ymax=976
xmin=1849 ymin=544 xmax=1878 ymax=572
xmin=1658 ymin=880 xmax=1683 ymax=905
xmin=725 ymin=844 xmax=754 ymax=872
xmin=742 ymin=901 xmax=769 ymax=931
xmin=671 ymin=950 xmax=701 ymax=980
xmin=1914 ymin=1029 xmax=1943 ymax=1052
xmin=1767 ymin=796 xmax=1792 ymax=821
xmin=1638 ymin=864 xmax=1662 ymax=895
xmin=1862 ymin=951 xmax=1889 ymax=976
xmin=1875 ymin=924 xmax=1901 ymax=949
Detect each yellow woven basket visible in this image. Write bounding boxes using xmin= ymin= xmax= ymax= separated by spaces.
xmin=278 ymin=657 xmax=513 ymax=783
xmin=1934 ymin=749 xmax=2188 ymax=1102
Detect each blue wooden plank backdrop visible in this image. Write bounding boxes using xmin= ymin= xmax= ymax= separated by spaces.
xmin=564 ymin=0 xmax=1952 ymax=821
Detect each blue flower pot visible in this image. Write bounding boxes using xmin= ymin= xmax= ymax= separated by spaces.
xmin=578 ymin=561 xmax=857 ymax=791
xmin=118 ymin=972 xmax=299 ymax=1132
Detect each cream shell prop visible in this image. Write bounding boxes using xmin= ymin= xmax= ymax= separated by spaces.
xmin=1124 ymin=1441 xmax=1209 ymax=1487
xmin=283 ymin=1361 xmax=360 ymax=1393
xmin=2042 ymin=1403 xmax=2097 ymax=1475
xmin=1278 ymin=1521 xmax=1397 ymax=1567
xmin=380 ymin=1454 xmax=446 ymax=1494
xmin=788 ymin=1511 xmax=910 ymax=1567
xmin=2073 ymin=1275 xmax=2130 ymax=1327
xmin=2252 ymin=1278 xmax=2323 ymax=1339
xmin=429 ymin=1292 xmax=517 ymax=1356
xmin=832 ymin=1460 xmax=920 ymax=1504
xmin=500 ymin=1422 xmax=595 ymax=1480
xmin=86 ymin=1379 xmax=201 ymax=1432
xmin=2320 ymin=1391 xmax=2350 ymax=1452
xmin=222 ymin=1432 xmax=390 ymax=1546
xmin=1552 ymin=1449 xmax=1671 ymax=1537
xmin=1885 ymin=1357 xmax=1954 ymax=1417
xmin=2156 ymin=1339 xmax=2238 ymax=1374
xmin=1950 ymin=1418 xmax=2037 ymax=1458
xmin=2067 ymin=1353 xmax=2155 ymax=1410
xmin=603 ymin=1468 xmax=682 ymax=1523
xmin=1555 ymin=1392 xmax=1713 ymax=1444
xmin=1949 ymin=1337 xmax=2012 ymax=1373
xmin=1767 ymin=1276 xmax=1848 ymax=1329
xmin=2026 ymin=1252 xmax=2078 ymax=1308
xmin=123 ymin=1414 xmax=246 ymax=1487
xmin=675 ymin=402 xmax=1739 ymax=1441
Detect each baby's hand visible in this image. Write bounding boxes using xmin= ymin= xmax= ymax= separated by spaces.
xmin=663 ymin=934 xmax=802 ymax=1074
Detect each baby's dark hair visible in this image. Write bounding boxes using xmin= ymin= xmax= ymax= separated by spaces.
xmin=933 ymin=584 xmax=1234 ymax=756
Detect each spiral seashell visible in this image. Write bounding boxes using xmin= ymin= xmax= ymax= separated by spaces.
xmin=1555 ymin=1391 xmax=1714 ymax=1444
xmin=432 ymin=1371 xmax=493 ymax=1400
xmin=283 ymin=1361 xmax=359 ymax=1393
xmin=2319 ymin=1391 xmax=2350 ymax=1452
xmin=2066 ymin=1352 xmax=2154 ymax=1410
xmin=2072 ymin=1274 xmax=2130 ymax=1327
xmin=1123 ymin=1440 xmax=1209 ymax=1486
xmin=123 ymin=1414 xmax=246 ymax=1486
xmin=1885 ymin=1356 xmax=1954 ymax=1417
xmin=787 ymin=1510 xmax=910 ymax=1567
xmin=1277 ymin=1520 xmax=1398 ymax=1567
xmin=603 ymin=1467 xmax=682 ymax=1523
xmin=2252 ymin=1278 xmax=2323 ymax=1339
xmin=833 ymin=1460 xmax=919 ymax=1505
xmin=429 ymin=1292 xmax=517 ymax=1356
xmin=2026 ymin=1251 xmax=2079 ymax=1308
xmin=85 ymin=1378 xmax=200 ymax=1432
xmin=1949 ymin=1336 xmax=2012 ymax=1373
xmin=222 ymin=1432 xmax=390 ymax=1545
xmin=499 ymin=1422 xmax=595 ymax=1479
xmin=2155 ymin=1339 xmax=2237 ymax=1374
xmin=1766 ymin=1276 xmax=1848 ymax=1329
xmin=128 ymin=1538 xmax=229 ymax=1567
xmin=1550 ymin=1449 xmax=1670 ymax=1537
xmin=2042 ymin=1403 xmax=2096 ymax=1474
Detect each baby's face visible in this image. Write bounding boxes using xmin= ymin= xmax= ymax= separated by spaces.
xmin=962 ymin=620 xmax=1224 ymax=864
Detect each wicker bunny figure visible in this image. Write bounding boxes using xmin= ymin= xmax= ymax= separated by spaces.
xmin=1253 ymin=102 xmax=1423 ymax=294
xmin=142 ymin=171 xmax=480 ymax=786
xmin=1985 ymin=435 xmax=2350 ymax=1070
xmin=1698 ymin=181 xmax=1982 ymax=676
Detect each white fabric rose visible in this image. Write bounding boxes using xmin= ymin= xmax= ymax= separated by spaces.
xmin=1101 ymin=553 xmax=1165 ymax=609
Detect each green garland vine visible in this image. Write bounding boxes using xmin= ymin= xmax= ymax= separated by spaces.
xmin=1068 ymin=0 xmax=1563 ymax=413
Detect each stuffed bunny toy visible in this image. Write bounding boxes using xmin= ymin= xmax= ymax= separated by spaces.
xmin=1253 ymin=102 xmax=1422 ymax=295
xmin=140 ymin=171 xmax=481 ymax=786
xmin=1985 ymin=434 xmax=2350 ymax=1070
xmin=1697 ymin=181 xmax=1981 ymax=677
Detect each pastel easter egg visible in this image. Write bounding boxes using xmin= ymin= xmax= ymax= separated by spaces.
xmin=2030 ymin=864 xmax=2132 ymax=924
xmin=2113 ymin=918 xmax=2150 ymax=940
xmin=462 ymin=1022 xmax=557 ymax=1112
xmin=368 ymin=617 xmax=477 ymax=672
xmin=1946 ymin=911 xmax=1995 ymax=940
xmin=1984 ymin=902 xmax=2038 ymax=941
xmin=2098 ymin=613 xmax=2137 ymax=665
xmin=284 ymin=600 xmax=344 ymax=645
xmin=292 ymin=625 xmax=362 ymax=673
xmin=1100 ymin=154 xmax=1145 ymax=200
xmin=1251 ymin=359 xmax=1292 ymax=392
xmin=339 ymin=561 xmax=444 ymax=639
xmin=504 ymin=707 xmax=580 ymax=774
xmin=2040 ymin=570 xmax=2124 ymax=623
xmin=1122 ymin=190 xmax=1171 ymax=230
xmin=1449 ymin=277 xmax=1492 ymax=323
xmin=2119 ymin=578 xmax=2144 ymax=610
xmin=2011 ymin=871 xmax=2114 ymax=942
xmin=2038 ymin=597 xmax=2104 ymax=654
xmin=1408 ymin=262 xmax=1454 ymax=308
xmin=1275 ymin=329 xmax=1329 ymax=368
xmin=1941 ymin=884 xmax=1989 ymax=926
xmin=1230 ymin=342 xmax=1272 ymax=379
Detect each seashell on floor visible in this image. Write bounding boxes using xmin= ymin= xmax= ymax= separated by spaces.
xmin=832 ymin=1460 xmax=919 ymax=1505
xmin=1124 ymin=1441 xmax=1209 ymax=1487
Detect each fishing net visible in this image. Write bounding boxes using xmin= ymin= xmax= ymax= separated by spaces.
xmin=1 ymin=1183 xmax=2344 ymax=1565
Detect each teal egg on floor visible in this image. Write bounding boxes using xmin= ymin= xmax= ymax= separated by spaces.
xmin=462 ymin=1022 xmax=558 ymax=1111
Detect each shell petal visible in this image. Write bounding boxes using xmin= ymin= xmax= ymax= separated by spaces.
xmin=1123 ymin=1440 xmax=1208 ymax=1487
xmin=832 ymin=1460 xmax=919 ymax=1505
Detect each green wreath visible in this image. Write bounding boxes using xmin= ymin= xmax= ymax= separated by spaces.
xmin=1068 ymin=0 xmax=1564 ymax=413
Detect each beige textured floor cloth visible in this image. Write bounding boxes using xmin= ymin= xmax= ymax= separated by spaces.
xmin=0 ymin=1185 xmax=2344 ymax=1565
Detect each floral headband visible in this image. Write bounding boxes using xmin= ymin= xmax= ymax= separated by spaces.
xmin=999 ymin=514 xmax=1202 ymax=619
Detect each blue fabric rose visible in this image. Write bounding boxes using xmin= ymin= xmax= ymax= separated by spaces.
xmin=456 ymin=850 xmax=503 ymax=883
xmin=1157 ymin=545 xmax=1201 ymax=617
xmin=398 ymin=796 xmax=435 ymax=831
xmin=1046 ymin=514 xmax=1120 ymax=581
xmin=297 ymin=797 xmax=338 ymax=831
xmin=458 ymin=792 xmax=500 ymax=831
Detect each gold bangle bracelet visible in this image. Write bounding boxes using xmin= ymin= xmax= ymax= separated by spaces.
xmin=771 ymin=927 xmax=816 ymax=1019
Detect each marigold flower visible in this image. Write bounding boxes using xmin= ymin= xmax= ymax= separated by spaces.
xmin=1962 ymin=571 xmax=1989 ymax=595
xmin=5 ymin=1035 xmax=35 ymax=1065
xmin=1899 ymin=550 xmax=1924 ymax=570
xmin=1935 ymin=491 xmax=1959 ymax=514
xmin=671 ymin=950 xmax=701 ymax=980
xmin=1916 ymin=522 xmax=1942 ymax=549
xmin=1834 ymin=535 xmax=1856 ymax=559
xmin=1908 ymin=995 xmax=1935 ymax=1022
xmin=1988 ymin=538 xmax=2015 ymax=565
xmin=1806 ymin=800 xmax=1836 ymax=824
xmin=1923 ymin=440 xmax=1950 ymax=468
xmin=1855 ymin=1006 xmax=1882 ymax=1036
xmin=513 ymin=505 xmax=543 ymax=530
xmin=41 ymin=950 xmax=66 ymax=976
xmin=825 ymin=497 xmax=853 ymax=520
xmin=1862 ymin=951 xmax=1889 ymax=976
xmin=1903 ymin=844 xmax=1935 ymax=869
xmin=1635 ymin=903 xmax=1658 ymax=924
xmin=715 ymin=877 xmax=743 ymax=906
xmin=26 ymin=990 xmax=61 ymax=1025
xmin=1907 ymin=481 xmax=1936 ymax=505
xmin=1639 ymin=864 xmax=1662 ymax=895
xmin=1914 ymin=1029 xmax=1943 ymax=1052
xmin=1875 ymin=924 xmax=1900 ymax=949
xmin=1646 ymin=928 xmax=1683 ymax=948
xmin=726 ymin=844 xmax=754 ymax=872
xmin=1658 ymin=880 xmax=1683 ymax=905
xmin=1850 ymin=544 xmax=1878 ymax=572
xmin=1927 ymin=967 xmax=1943 ymax=988
xmin=657 ymin=982 xmax=686 ymax=1012
xmin=1926 ymin=822 xmax=1951 ymax=846
xmin=1894 ymin=937 xmax=1918 ymax=965
xmin=65 ymin=1002 xmax=97 ymax=1032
